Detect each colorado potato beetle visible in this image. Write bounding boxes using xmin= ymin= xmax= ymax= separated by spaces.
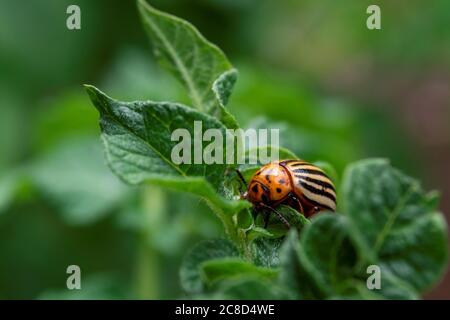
xmin=237 ymin=159 xmax=336 ymax=228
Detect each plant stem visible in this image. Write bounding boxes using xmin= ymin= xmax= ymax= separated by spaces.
xmin=134 ymin=186 xmax=166 ymax=299
xmin=207 ymin=201 xmax=251 ymax=260
xmin=135 ymin=231 xmax=159 ymax=299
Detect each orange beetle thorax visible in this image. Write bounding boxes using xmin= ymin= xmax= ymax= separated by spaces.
xmin=246 ymin=163 xmax=292 ymax=205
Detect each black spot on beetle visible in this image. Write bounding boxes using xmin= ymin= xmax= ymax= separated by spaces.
xmin=276 ymin=188 xmax=282 ymax=193
xmin=265 ymin=175 xmax=271 ymax=182
xmin=252 ymin=184 xmax=258 ymax=193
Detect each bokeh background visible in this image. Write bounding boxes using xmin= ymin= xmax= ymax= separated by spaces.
xmin=0 ymin=0 xmax=449 ymax=299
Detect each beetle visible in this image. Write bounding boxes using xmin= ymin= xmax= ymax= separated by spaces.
xmin=236 ymin=159 xmax=336 ymax=228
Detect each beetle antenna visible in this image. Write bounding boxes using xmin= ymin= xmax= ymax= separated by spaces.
xmin=260 ymin=203 xmax=291 ymax=229
xmin=235 ymin=169 xmax=248 ymax=188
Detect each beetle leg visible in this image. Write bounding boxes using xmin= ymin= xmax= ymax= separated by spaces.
xmin=288 ymin=193 xmax=305 ymax=216
xmin=306 ymin=206 xmax=320 ymax=217
xmin=260 ymin=203 xmax=291 ymax=229
xmin=263 ymin=210 xmax=270 ymax=229
xmin=251 ymin=207 xmax=259 ymax=220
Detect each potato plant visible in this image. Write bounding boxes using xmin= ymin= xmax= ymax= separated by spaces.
xmin=85 ymin=0 xmax=448 ymax=299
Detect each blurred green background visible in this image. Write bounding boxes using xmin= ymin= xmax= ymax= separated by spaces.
xmin=0 ymin=0 xmax=449 ymax=299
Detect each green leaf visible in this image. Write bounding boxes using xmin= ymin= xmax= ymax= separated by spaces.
xmin=278 ymin=230 xmax=322 ymax=299
xmin=213 ymin=69 xmax=237 ymax=108
xmin=294 ymin=213 xmax=417 ymax=300
xmin=137 ymin=0 xmax=238 ymax=127
xmin=236 ymin=208 xmax=253 ymax=230
xmin=251 ymin=237 xmax=284 ymax=268
xmin=341 ymin=158 xmax=449 ymax=292
xmin=247 ymin=227 xmax=274 ymax=242
xmin=212 ymin=69 xmax=240 ymax=129
xmin=180 ymin=239 xmax=238 ymax=294
xmin=85 ymin=85 xmax=224 ymax=187
xmin=84 ymin=85 xmax=249 ymax=214
xmin=201 ymin=258 xmax=277 ymax=285
xmin=298 ymin=213 xmax=360 ymax=296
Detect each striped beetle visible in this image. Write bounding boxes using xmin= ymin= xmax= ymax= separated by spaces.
xmin=237 ymin=159 xmax=336 ymax=228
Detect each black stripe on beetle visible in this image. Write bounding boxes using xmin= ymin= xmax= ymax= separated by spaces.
xmin=292 ymin=168 xmax=328 ymax=177
xmin=295 ymin=176 xmax=336 ymax=202
xmin=288 ymin=161 xmax=309 ymax=167
xmin=299 ymin=192 xmax=335 ymax=211
xmin=281 ymin=160 xmax=303 ymax=165
xmin=296 ymin=174 xmax=335 ymax=191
